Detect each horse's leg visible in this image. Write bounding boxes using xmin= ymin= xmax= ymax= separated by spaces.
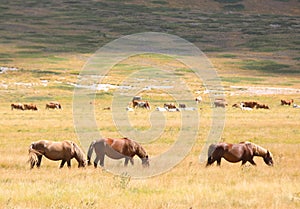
xmin=206 ymin=156 xmax=215 ymax=166
xmin=60 ymin=160 xmax=66 ymax=168
xmin=94 ymin=156 xmax=100 ymax=168
xmin=67 ymin=160 xmax=71 ymax=168
xmin=124 ymin=158 xmax=129 ymax=166
xmin=249 ymin=159 xmax=257 ymax=166
xmin=216 ymin=158 xmax=221 ymax=166
xmin=99 ymin=154 xmax=105 ymax=167
xmin=130 ymin=158 xmax=134 ymax=166
xmin=36 ymin=155 xmax=42 ymax=168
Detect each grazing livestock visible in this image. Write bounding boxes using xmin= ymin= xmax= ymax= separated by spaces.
xmin=281 ymin=99 xmax=293 ymax=106
xmin=49 ymin=101 xmax=62 ymax=109
xmin=87 ymin=137 xmax=149 ymax=168
xmin=293 ymin=104 xmax=300 ymax=108
xmin=241 ymin=101 xmax=258 ymax=108
xmin=195 ymin=96 xmax=202 ymax=103
xmin=28 ymin=140 xmax=86 ymax=169
xmin=132 ymin=100 xmax=150 ymax=109
xmin=11 ymin=103 xmax=24 ymax=110
xmin=179 ymin=104 xmax=186 ymax=108
xmin=45 ymin=103 xmax=60 ymax=110
xmin=256 ymin=103 xmax=270 ymax=109
xmin=240 ymin=103 xmax=253 ymax=111
xmin=206 ymin=141 xmax=273 ymax=167
xmin=214 ymin=100 xmax=227 ymax=108
xmin=24 ymin=103 xmax=38 ymax=111
xmin=164 ymin=103 xmax=177 ymax=109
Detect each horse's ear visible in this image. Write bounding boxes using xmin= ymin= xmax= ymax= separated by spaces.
xmin=267 ymin=150 xmax=270 ymax=156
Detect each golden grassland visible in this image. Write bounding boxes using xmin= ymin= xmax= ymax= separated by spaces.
xmin=0 ymin=54 xmax=300 ymax=209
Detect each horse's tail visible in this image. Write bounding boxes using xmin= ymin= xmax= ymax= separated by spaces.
xmin=28 ymin=144 xmax=41 ymax=169
xmin=206 ymin=144 xmax=217 ymax=166
xmin=87 ymin=141 xmax=96 ymax=166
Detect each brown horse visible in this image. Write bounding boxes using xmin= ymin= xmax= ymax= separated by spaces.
xmin=206 ymin=141 xmax=273 ymax=167
xmin=24 ymin=103 xmax=38 ymax=111
xmin=45 ymin=103 xmax=61 ymax=109
xmin=28 ymin=140 xmax=86 ymax=168
xmin=11 ymin=103 xmax=24 ymax=110
xmin=87 ymin=137 xmax=149 ymax=168
xmin=281 ymin=99 xmax=293 ymax=106
xmin=132 ymin=100 xmax=150 ymax=109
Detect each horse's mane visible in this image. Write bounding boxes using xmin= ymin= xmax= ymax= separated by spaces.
xmin=72 ymin=142 xmax=85 ymax=161
xmin=243 ymin=141 xmax=269 ymax=156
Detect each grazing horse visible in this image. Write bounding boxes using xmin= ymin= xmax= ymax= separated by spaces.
xmin=214 ymin=100 xmax=227 ymax=108
xmin=11 ymin=103 xmax=24 ymax=110
xmin=281 ymin=99 xmax=293 ymax=106
xmin=87 ymin=137 xmax=149 ymax=168
xmin=206 ymin=141 xmax=273 ymax=167
xmin=49 ymin=101 xmax=62 ymax=109
xmin=164 ymin=103 xmax=177 ymax=109
xmin=46 ymin=103 xmax=60 ymax=109
xmin=132 ymin=100 xmax=150 ymax=109
xmin=28 ymin=140 xmax=86 ymax=168
xmin=242 ymin=101 xmax=258 ymax=108
xmin=24 ymin=103 xmax=38 ymax=111
xmin=256 ymin=103 xmax=270 ymax=109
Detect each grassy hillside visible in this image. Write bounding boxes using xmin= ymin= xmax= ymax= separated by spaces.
xmin=0 ymin=0 xmax=300 ymax=208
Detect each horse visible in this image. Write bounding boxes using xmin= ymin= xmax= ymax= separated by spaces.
xmin=45 ymin=103 xmax=60 ymax=109
xmin=206 ymin=141 xmax=273 ymax=167
xmin=241 ymin=101 xmax=258 ymax=108
xmin=164 ymin=103 xmax=177 ymax=109
xmin=132 ymin=100 xmax=150 ymax=109
xmin=28 ymin=140 xmax=86 ymax=168
xmin=49 ymin=101 xmax=62 ymax=109
xmin=281 ymin=99 xmax=293 ymax=106
xmin=11 ymin=103 xmax=24 ymax=110
xmin=214 ymin=100 xmax=227 ymax=108
xmin=256 ymin=103 xmax=270 ymax=109
xmin=87 ymin=137 xmax=149 ymax=168
xmin=24 ymin=103 xmax=38 ymax=111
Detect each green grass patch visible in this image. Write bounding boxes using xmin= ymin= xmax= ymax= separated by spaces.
xmin=240 ymin=60 xmax=294 ymax=74
xmin=221 ymin=76 xmax=265 ymax=84
xmin=217 ymin=54 xmax=237 ymax=58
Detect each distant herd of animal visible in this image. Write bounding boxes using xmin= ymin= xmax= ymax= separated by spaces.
xmin=126 ymin=96 xmax=298 ymax=111
xmin=11 ymin=101 xmax=62 ymax=111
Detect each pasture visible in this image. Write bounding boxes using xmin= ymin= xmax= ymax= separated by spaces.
xmin=0 ymin=0 xmax=300 ymax=208
xmin=1 ymin=54 xmax=300 ymax=208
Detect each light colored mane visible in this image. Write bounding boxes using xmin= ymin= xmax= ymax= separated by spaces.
xmin=72 ymin=142 xmax=86 ymax=163
xmin=245 ymin=141 xmax=269 ymax=156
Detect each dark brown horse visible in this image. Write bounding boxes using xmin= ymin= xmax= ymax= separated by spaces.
xmin=11 ymin=103 xmax=24 ymax=110
xmin=28 ymin=140 xmax=86 ymax=168
xmin=87 ymin=137 xmax=149 ymax=168
xmin=206 ymin=141 xmax=273 ymax=167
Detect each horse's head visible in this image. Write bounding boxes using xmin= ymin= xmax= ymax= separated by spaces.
xmin=72 ymin=142 xmax=87 ymax=168
xmin=263 ymin=150 xmax=273 ymax=166
xmin=141 ymin=155 xmax=150 ymax=167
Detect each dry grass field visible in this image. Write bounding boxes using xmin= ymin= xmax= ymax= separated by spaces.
xmin=0 ymin=0 xmax=300 ymax=208
xmin=1 ymin=54 xmax=300 ymax=209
